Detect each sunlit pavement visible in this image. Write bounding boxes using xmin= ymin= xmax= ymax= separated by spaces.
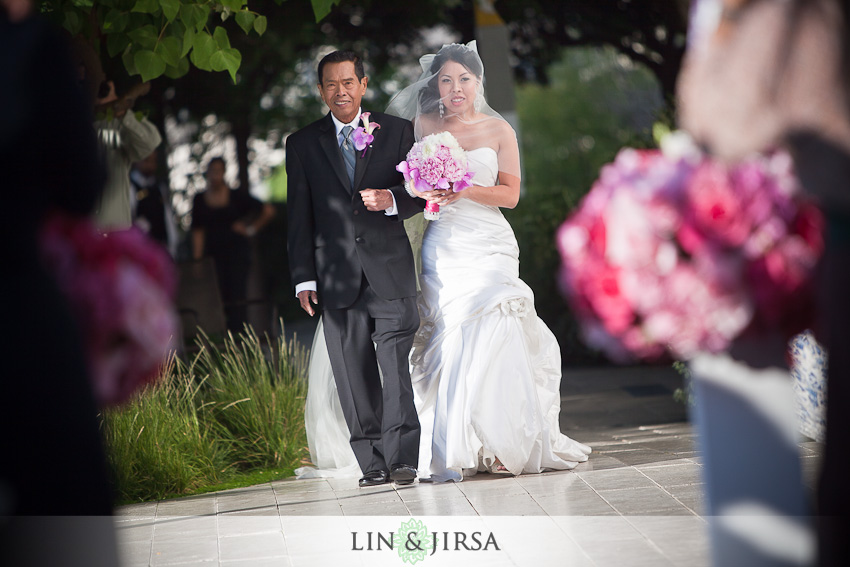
xmin=115 ymin=360 xmax=823 ymax=566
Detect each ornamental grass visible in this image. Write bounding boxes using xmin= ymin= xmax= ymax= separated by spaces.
xmin=100 ymin=325 xmax=309 ymax=503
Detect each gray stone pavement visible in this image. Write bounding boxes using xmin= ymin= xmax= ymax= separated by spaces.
xmin=115 ymin=355 xmax=824 ymax=567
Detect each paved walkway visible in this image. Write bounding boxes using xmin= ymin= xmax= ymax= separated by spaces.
xmin=115 ymin=359 xmax=823 ymax=566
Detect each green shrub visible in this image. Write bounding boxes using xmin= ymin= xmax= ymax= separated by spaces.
xmin=509 ymin=46 xmax=665 ymax=364
xmin=673 ymin=361 xmax=695 ymax=407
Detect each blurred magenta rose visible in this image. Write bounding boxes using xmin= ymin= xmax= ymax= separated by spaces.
xmin=558 ymin=135 xmax=822 ymax=362
xmin=40 ymin=212 xmax=178 ymax=406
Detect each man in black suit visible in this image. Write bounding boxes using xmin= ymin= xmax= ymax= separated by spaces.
xmin=286 ymin=51 xmax=422 ymax=487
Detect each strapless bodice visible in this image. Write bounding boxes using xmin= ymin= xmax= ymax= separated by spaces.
xmin=466 ymin=147 xmax=499 ymax=187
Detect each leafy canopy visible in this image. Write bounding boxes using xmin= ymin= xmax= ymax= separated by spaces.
xmin=39 ymin=0 xmax=342 ymax=83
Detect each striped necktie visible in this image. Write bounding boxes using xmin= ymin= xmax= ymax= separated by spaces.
xmin=340 ymin=125 xmax=356 ymax=188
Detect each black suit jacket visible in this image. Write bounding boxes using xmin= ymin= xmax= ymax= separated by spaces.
xmin=286 ymin=111 xmax=422 ymax=310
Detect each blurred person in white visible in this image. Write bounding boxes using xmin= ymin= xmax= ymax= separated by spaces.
xmin=92 ymin=78 xmax=162 ymax=230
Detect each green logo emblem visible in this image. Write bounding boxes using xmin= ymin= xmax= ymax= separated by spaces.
xmin=394 ymin=518 xmax=433 ymax=564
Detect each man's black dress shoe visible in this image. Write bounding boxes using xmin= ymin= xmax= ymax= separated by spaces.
xmin=359 ymin=470 xmax=389 ymax=488
xmin=390 ymin=464 xmax=417 ymax=485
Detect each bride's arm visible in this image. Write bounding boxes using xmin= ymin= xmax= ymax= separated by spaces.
xmin=446 ymin=124 xmax=521 ymax=209
xmin=451 ymin=173 xmax=520 ymax=209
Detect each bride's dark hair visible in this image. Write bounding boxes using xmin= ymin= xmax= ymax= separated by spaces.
xmin=418 ymin=44 xmax=484 ymax=115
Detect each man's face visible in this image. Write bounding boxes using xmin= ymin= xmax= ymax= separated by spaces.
xmin=318 ymin=61 xmax=368 ymax=124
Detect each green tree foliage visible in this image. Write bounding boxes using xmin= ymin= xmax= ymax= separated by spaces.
xmin=37 ymin=0 xmax=342 ymax=83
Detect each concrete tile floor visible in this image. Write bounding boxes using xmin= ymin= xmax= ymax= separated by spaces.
xmin=115 ymin=362 xmax=823 ymax=566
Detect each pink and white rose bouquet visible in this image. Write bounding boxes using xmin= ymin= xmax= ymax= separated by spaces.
xmin=397 ymin=131 xmax=474 ymax=220
xmin=40 ymin=212 xmax=179 ymax=406
xmin=557 ymin=134 xmax=824 ymax=362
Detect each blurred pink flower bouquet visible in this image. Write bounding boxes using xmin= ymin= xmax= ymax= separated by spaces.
xmin=557 ymin=134 xmax=824 ymax=362
xmin=397 ymin=131 xmax=474 ymax=220
xmin=40 ymin=212 xmax=178 ymax=406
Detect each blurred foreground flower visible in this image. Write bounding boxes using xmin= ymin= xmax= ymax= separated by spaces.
xmin=557 ymin=134 xmax=823 ymax=362
xmin=40 ymin=212 xmax=178 ymax=406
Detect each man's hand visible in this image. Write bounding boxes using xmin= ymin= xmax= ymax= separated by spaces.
xmin=360 ymin=189 xmax=393 ymax=211
xmin=95 ymin=81 xmax=151 ymax=118
xmin=297 ymin=290 xmax=319 ymax=316
xmin=95 ymin=81 xmax=118 ymax=106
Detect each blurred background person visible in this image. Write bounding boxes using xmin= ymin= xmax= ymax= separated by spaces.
xmin=93 ymin=78 xmax=162 ymax=231
xmin=131 ymin=150 xmax=179 ymax=259
xmin=1 ymin=0 xmax=119 ymax=564
xmin=191 ymin=157 xmax=276 ymax=333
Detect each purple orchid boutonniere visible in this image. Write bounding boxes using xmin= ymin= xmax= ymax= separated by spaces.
xmin=352 ymin=112 xmax=381 ymax=157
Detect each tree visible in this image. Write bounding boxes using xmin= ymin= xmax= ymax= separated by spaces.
xmin=495 ymin=0 xmax=690 ymax=101
xmin=37 ymin=0 xmax=342 ymax=83
xmin=36 ymin=0 xmax=471 ymax=191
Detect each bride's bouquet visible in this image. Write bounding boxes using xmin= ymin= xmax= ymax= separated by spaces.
xmin=557 ymin=133 xmax=824 ymax=363
xmin=40 ymin=212 xmax=178 ymax=406
xmin=397 ymin=131 xmax=474 ymax=220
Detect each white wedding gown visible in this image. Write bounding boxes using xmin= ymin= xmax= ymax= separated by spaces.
xmin=296 ymin=147 xmax=591 ymax=481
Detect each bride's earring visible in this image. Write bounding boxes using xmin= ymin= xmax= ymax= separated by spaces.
xmin=439 ymin=99 xmax=445 ymax=119
xmin=474 ymin=89 xmax=484 ymax=113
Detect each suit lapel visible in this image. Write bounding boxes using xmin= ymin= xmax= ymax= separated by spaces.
xmin=318 ymin=113 xmax=352 ymax=192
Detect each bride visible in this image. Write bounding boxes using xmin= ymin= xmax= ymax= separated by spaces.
xmin=298 ymin=41 xmax=591 ymax=482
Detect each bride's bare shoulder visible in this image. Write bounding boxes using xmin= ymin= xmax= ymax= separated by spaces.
xmin=484 ymin=118 xmax=516 ymax=150
xmin=493 ymin=117 xmax=517 ymax=137
xmin=473 ymin=115 xmax=515 ymax=138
